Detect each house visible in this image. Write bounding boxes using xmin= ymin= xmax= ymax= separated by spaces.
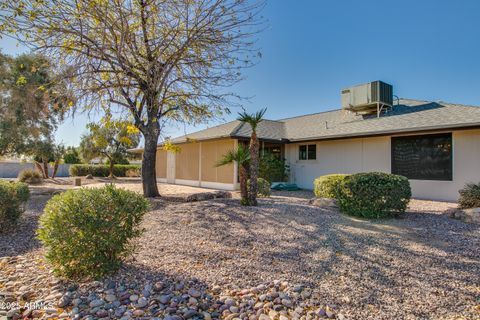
xmin=138 ymin=81 xmax=480 ymax=201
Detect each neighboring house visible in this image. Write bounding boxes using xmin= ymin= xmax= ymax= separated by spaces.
xmin=135 ymin=81 xmax=480 ymax=201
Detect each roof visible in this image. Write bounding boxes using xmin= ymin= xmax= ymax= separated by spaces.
xmin=165 ymin=98 xmax=480 ymax=144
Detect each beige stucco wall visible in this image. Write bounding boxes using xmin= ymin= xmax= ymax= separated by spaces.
xmin=201 ymin=139 xmax=235 ymax=184
xmin=175 ymin=142 xmax=200 ymax=181
xmin=156 ymin=138 xmax=236 ymax=189
xmin=155 ymin=149 xmax=167 ymax=178
xmin=285 ymin=129 xmax=480 ymax=201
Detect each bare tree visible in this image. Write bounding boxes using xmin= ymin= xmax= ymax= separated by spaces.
xmin=0 ymin=0 xmax=265 ymax=197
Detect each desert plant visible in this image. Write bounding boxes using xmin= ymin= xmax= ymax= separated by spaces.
xmin=259 ymin=153 xmax=289 ymax=183
xmin=248 ymin=178 xmax=271 ymax=197
xmin=125 ymin=167 xmax=141 ymax=178
xmin=37 ymin=185 xmax=149 ymax=279
xmin=336 ymin=172 xmax=411 ymax=219
xmin=18 ymin=169 xmax=43 ymax=185
xmin=313 ymin=174 xmax=349 ymax=198
xmin=0 ymin=180 xmax=30 ymax=229
xmin=458 ymin=182 xmax=480 ymax=209
xmin=238 ymin=108 xmax=267 ymax=206
xmin=217 ymin=145 xmax=250 ymax=205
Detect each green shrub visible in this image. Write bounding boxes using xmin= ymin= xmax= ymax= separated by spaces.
xmin=37 ymin=185 xmax=149 ymax=279
xmin=69 ymin=164 xmax=141 ymax=177
xmin=458 ymin=182 xmax=480 ymax=209
xmin=18 ymin=169 xmax=43 ymax=184
xmin=336 ymin=172 xmax=411 ymax=219
xmin=259 ymin=154 xmax=289 ymax=182
xmin=63 ymin=147 xmax=82 ymax=164
xmin=248 ymin=178 xmax=271 ymax=197
xmin=313 ymin=174 xmax=349 ymax=198
xmin=0 ymin=181 xmax=30 ymax=229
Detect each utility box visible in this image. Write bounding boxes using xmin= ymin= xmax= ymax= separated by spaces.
xmin=341 ymin=81 xmax=393 ymax=114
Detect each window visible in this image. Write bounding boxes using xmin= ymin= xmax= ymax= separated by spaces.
xmin=299 ymin=144 xmax=316 ymax=160
xmin=263 ymin=145 xmax=282 ymax=159
xmin=391 ymin=133 xmax=452 ymax=181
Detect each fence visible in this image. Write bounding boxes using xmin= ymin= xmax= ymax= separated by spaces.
xmin=0 ymin=162 xmax=71 ymax=178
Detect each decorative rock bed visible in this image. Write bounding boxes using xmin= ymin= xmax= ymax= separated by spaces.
xmin=307 ymin=198 xmax=338 ymax=208
xmin=446 ymin=207 xmax=480 ymax=224
xmin=165 ymin=191 xmax=232 ymax=203
xmin=0 ymin=255 xmax=342 ymax=320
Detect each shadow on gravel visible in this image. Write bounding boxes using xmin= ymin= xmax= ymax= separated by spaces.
xmin=0 ymin=195 xmax=50 ymax=257
xmin=166 ymin=197 xmax=480 ymax=318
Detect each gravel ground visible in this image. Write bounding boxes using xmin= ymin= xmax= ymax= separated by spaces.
xmin=1 ymin=193 xmax=479 ymax=320
xmin=25 ymin=178 xmax=219 ymax=196
xmin=134 ymin=196 xmax=479 ymax=319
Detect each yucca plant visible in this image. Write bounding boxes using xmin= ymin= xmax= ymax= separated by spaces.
xmin=238 ymin=108 xmax=266 ymax=206
xmin=216 ymin=144 xmax=250 ymax=205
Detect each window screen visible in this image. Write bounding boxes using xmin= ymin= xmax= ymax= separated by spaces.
xmin=391 ymin=133 xmax=452 ymax=181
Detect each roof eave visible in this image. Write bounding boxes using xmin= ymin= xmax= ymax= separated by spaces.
xmin=230 ymin=135 xmax=288 ymax=144
xmin=288 ymin=122 xmax=480 ymax=143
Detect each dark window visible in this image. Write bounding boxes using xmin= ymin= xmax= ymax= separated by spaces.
xmin=391 ymin=133 xmax=452 ymax=181
xmin=307 ymin=144 xmax=316 ymax=160
xmin=299 ymin=145 xmax=307 ymax=160
xmin=263 ymin=146 xmax=282 ymax=159
xmin=299 ymin=144 xmax=316 ymax=160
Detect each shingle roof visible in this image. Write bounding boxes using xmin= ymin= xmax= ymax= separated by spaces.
xmin=166 ymin=99 xmax=480 ymax=144
xmin=170 ymin=121 xmax=242 ymax=143
xmin=231 ymin=120 xmax=286 ymax=141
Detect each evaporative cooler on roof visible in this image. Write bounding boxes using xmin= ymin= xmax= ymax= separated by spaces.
xmin=341 ymin=81 xmax=393 ymax=117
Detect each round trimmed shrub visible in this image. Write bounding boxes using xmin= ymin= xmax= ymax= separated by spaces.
xmin=18 ymin=169 xmax=42 ymax=184
xmin=313 ymin=174 xmax=349 ymax=198
xmin=458 ymin=182 xmax=480 ymax=209
xmin=336 ymin=172 xmax=411 ymax=219
xmin=37 ymin=185 xmax=149 ymax=279
xmin=248 ymin=178 xmax=271 ymax=197
xmin=0 ymin=181 xmax=30 ymax=229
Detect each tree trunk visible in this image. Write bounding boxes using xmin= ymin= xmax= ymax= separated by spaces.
xmin=51 ymin=159 xmax=60 ymax=179
xmin=248 ymin=131 xmax=259 ymax=206
xmin=108 ymin=159 xmax=115 ymax=179
xmin=42 ymin=157 xmax=49 ymax=179
xmin=141 ymin=124 xmax=160 ymax=198
xmin=239 ymin=164 xmax=249 ymax=206
xmin=35 ymin=161 xmax=47 ymax=179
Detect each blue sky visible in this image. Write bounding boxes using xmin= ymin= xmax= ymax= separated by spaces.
xmin=2 ymin=0 xmax=480 ymax=146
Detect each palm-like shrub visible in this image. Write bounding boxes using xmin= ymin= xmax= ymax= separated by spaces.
xmin=0 ymin=181 xmax=29 ymax=229
xmin=217 ymin=145 xmax=250 ymax=205
xmin=238 ymin=108 xmax=266 ymax=206
xmin=37 ymin=185 xmax=149 ymax=279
